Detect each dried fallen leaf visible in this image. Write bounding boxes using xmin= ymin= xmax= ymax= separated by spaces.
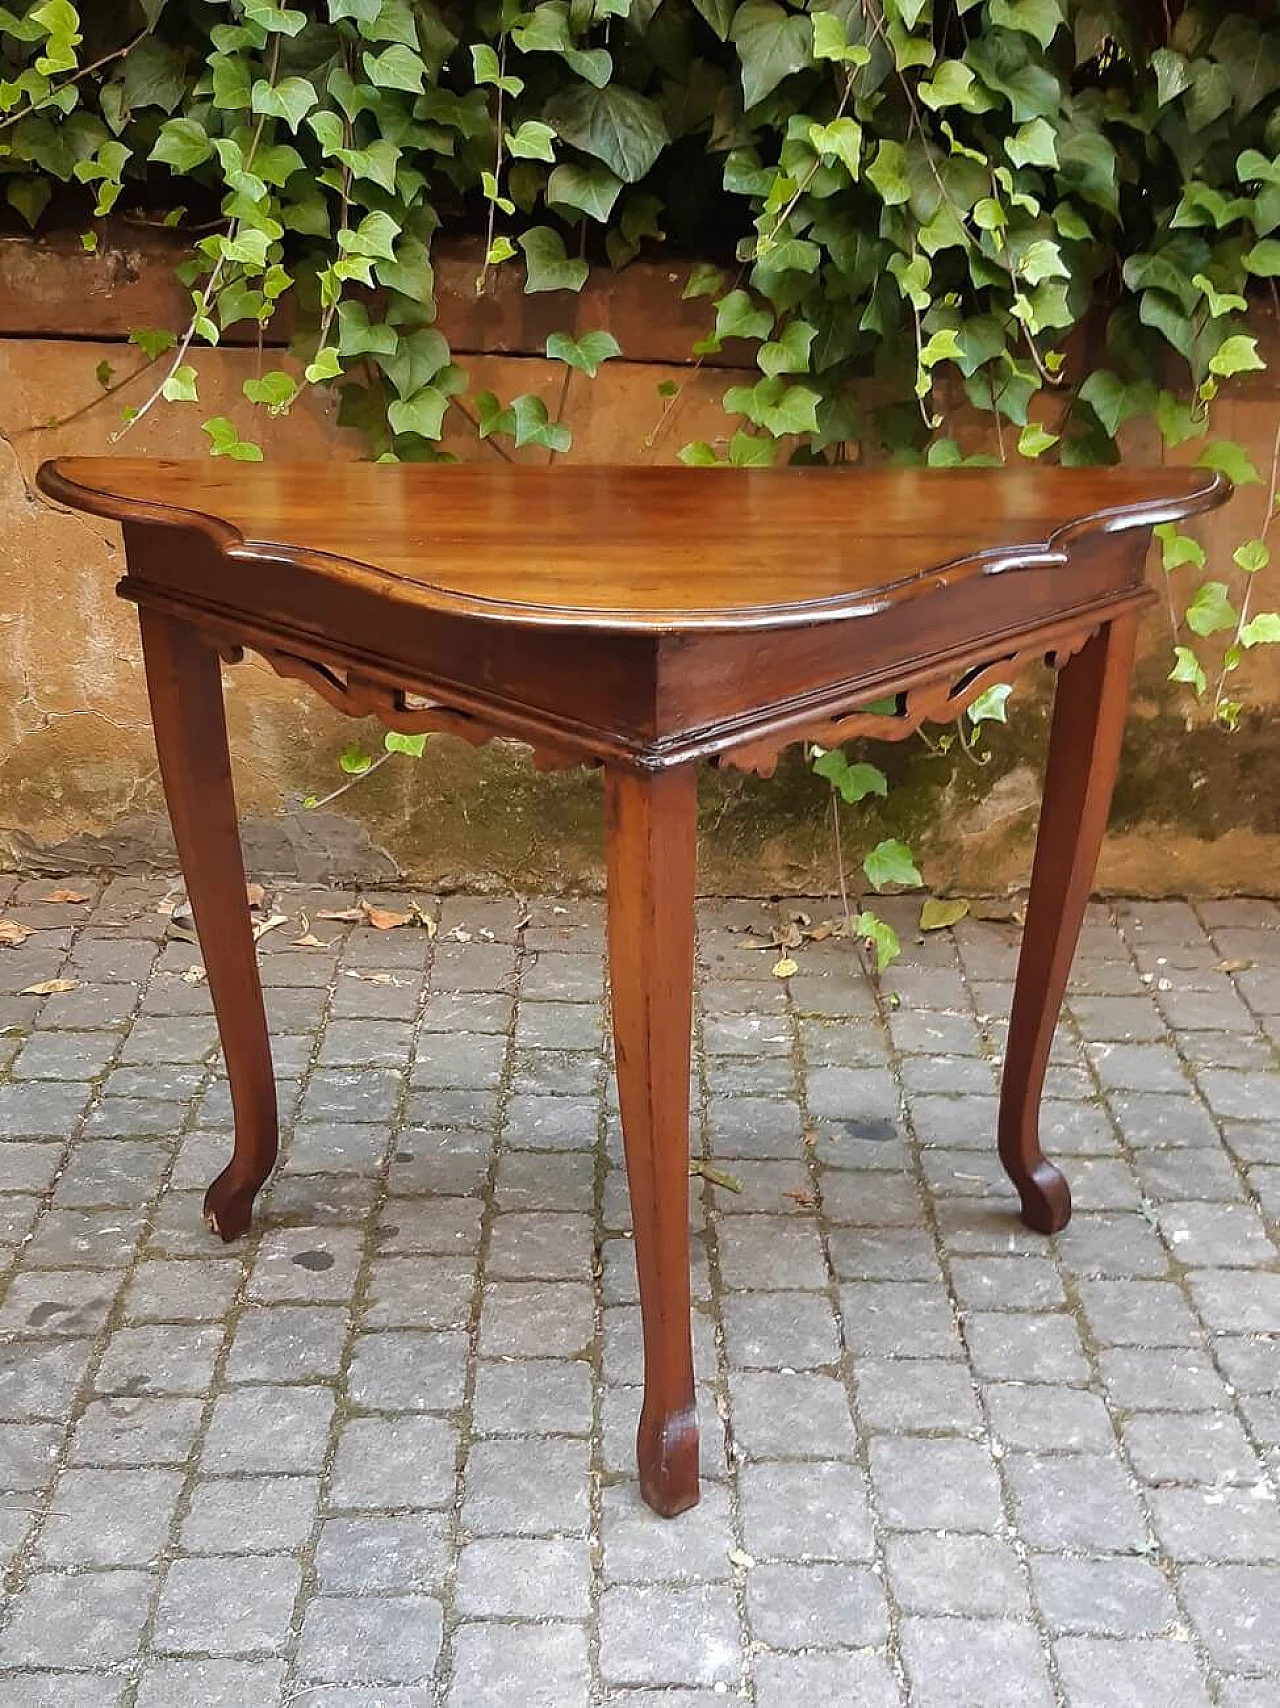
xmin=919 ymin=897 xmax=971 ymax=932
xmin=317 ymin=907 xmax=364 ymax=923
xmin=771 ymin=956 xmax=799 ymax=979
xmin=447 ymin=927 xmax=473 ymax=943
xmin=785 ymin=1189 xmax=818 ymax=1208
xmin=252 ymin=913 xmax=289 ymax=942
xmin=361 ymin=902 xmax=412 ymax=931
xmin=0 ymin=920 xmax=34 ymax=948
xmin=728 ymin=1547 xmax=755 ymax=1570
xmin=245 ymin=882 xmax=267 ymax=909
xmin=21 ymin=978 xmax=79 ymax=996
xmin=342 ymin=969 xmax=400 ymax=985
xmin=1219 ymin=958 xmax=1253 ymax=975
xmin=39 ymin=888 xmax=88 ymax=905
xmin=688 ymin=1159 xmax=743 ymax=1193
xmin=802 ymin=1128 xmax=818 ymax=1149
xmin=807 ymin=921 xmax=834 ymax=943
xmin=181 ymin=965 xmax=207 ymax=985
xmin=292 ymin=933 xmax=331 ymax=950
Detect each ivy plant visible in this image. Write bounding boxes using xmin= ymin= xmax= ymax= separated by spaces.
xmin=3 ymin=0 xmax=1278 ymax=968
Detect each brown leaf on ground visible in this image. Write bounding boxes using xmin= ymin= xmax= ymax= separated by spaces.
xmin=785 ymin=1189 xmax=818 ymax=1208
xmin=771 ymin=956 xmax=799 ymax=979
xmin=317 ymin=907 xmax=364 ymax=923
xmin=1219 ymin=958 xmax=1253 ymax=974
xmin=293 ymin=933 xmax=331 ymax=949
xmin=688 ymin=1159 xmax=743 ymax=1193
xmin=251 ymin=913 xmax=289 ymax=942
xmin=0 ymin=920 xmax=34 ymax=948
xmin=361 ymin=902 xmax=412 ymax=931
xmin=21 ymin=978 xmax=79 ymax=996
xmin=245 ymin=883 xmax=267 ymax=909
xmin=342 ymin=969 xmax=400 ymax=985
xmin=39 ymin=888 xmax=88 ymax=905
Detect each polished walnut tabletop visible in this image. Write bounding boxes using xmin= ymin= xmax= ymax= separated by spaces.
xmin=35 ymin=452 xmax=1233 ymax=1519
xmin=39 ymin=458 xmax=1225 ymax=631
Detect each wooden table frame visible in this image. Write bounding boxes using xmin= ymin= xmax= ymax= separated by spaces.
xmin=37 ymin=458 xmax=1229 ymax=1517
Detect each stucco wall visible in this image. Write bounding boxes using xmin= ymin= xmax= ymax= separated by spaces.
xmin=1 ymin=231 xmax=1277 ymax=896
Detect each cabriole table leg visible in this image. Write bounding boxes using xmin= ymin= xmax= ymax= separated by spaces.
xmin=138 ymin=607 xmax=279 ymax=1240
xmin=605 ymin=763 xmax=700 ymax=1517
xmin=998 ymin=614 xmax=1140 ymax=1234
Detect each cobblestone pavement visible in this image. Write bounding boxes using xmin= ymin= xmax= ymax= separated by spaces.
xmin=0 ymin=874 xmax=1277 ymax=1707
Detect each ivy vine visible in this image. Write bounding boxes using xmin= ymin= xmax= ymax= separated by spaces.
xmin=3 ymin=0 xmax=1278 ymax=964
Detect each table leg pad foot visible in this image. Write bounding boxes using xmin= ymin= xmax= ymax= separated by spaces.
xmin=203 ymin=1168 xmax=265 ymax=1242
xmin=638 ymin=1404 xmax=700 ymax=1518
xmin=1015 ymin=1161 xmax=1072 ymax=1236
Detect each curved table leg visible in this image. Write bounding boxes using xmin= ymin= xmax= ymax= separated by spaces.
xmin=606 ymin=764 xmax=699 ymax=1518
xmin=139 ymin=608 xmax=278 ymax=1241
xmin=999 ymin=615 xmax=1139 ymax=1234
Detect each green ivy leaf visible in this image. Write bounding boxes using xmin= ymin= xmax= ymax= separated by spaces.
xmin=383 ymin=730 xmax=428 ymax=757
xmin=547 ymin=160 xmax=623 ymax=221
xmin=1154 ymin=524 xmax=1206 ymax=573
xmin=1241 ymin=613 xmax=1280 ymax=648
xmin=339 ymin=741 xmax=373 ymax=775
xmin=988 ymin=0 xmax=1064 ymax=51
xmin=863 ymin=839 xmax=924 ymax=892
xmin=546 ymin=329 xmax=622 ymax=377
xmin=920 ymin=898 xmax=970 ymax=931
xmin=1199 ymin=441 xmax=1263 ymax=486
xmin=546 ymin=83 xmax=669 ymax=183
xmin=852 ymin=910 xmax=902 ymax=975
xmin=150 ymin=117 xmax=213 ymax=172
xmin=1245 ymin=239 xmax=1280 ymax=277
xmin=1209 ymin=335 xmax=1266 ymax=379
xmin=519 ymin=226 xmax=589 ymax=293
xmin=242 ymin=370 xmax=297 ymax=413
xmin=731 ymin=1 xmax=813 ymax=108
xmin=968 ymin=684 xmax=1013 ymax=725
xmin=1185 ymin=581 xmax=1238 ymax=637
xmin=507 ymin=119 xmax=557 ymax=162
xmin=250 ymin=75 xmax=315 ymax=131
xmin=201 ymin=416 xmax=263 ymax=460
xmin=1169 ymin=646 xmax=1208 ymax=696
xmin=1233 ymin=540 xmax=1271 ymax=575
xmin=813 ymin=749 xmax=889 ymax=804
xmin=161 ymin=364 xmax=198 ymax=403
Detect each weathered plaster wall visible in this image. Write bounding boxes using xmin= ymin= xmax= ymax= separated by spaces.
xmin=1 ymin=231 xmax=1277 ymax=895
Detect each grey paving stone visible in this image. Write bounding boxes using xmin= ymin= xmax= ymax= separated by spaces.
xmin=182 ymin=1474 xmax=320 ymax=1554
xmin=0 ymin=1080 xmax=93 ymax=1136
xmin=412 ymin=1029 xmax=506 ymax=1089
xmin=1087 ymin=1045 xmax=1187 ymax=1094
xmin=1180 ymin=1564 xmax=1280 ymax=1670
xmin=1055 ymin=1213 xmax=1171 ymax=1279
xmin=12 ymin=1028 xmax=120 ymax=1081
xmin=202 ymin=1384 xmax=336 ymax=1474
xmin=1122 ymin=1411 xmax=1262 ymax=1485
xmin=1189 ymin=1269 xmax=1280 ymax=1334
xmin=135 ymin=1660 xmax=286 ymax=1708
xmin=314 ymin=1512 xmax=450 ymax=1592
xmin=70 ymin=1395 xmax=203 ymax=1466
xmin=1196 ymin=1069 xmax=1278 ymax=1122
xmin=447 ymin=1621 xmax=588 ymax=1708
xmin=1076 ymin=1279 xmax=1201 ymax=1349
xmin=963 ymin=1310 xmax=1091 ymax=1383
xmin=0 ymin=1268 xmax=120 ymax=1338
xmin=1148 ymin=1485 xmax=1280 ymax=1563
xmin=347 ymin=1329 xmax=467 ymax=1413
xmin=1098 ymin=1345 xmax=1232 ymax=1413
xmin=899 ymin=1616 xmax=1055 ymax=1708
xmin=462 ymin=1437 xmax=590 ymax=1535
xmin=0 ymin=1569 xmax=153 ymax=1668
xmin=747 ymin=1560 xmax=887 ymax=1648
xmin=456 ymin=1535 xmax=592 ymax=1616
xmin=1028 ymin=1554 xmax=1180 ymax=1637
xmin=0 ymin=1338 xmax=95 ymax=1420
xmin=1135 ymin=1148 xmax=1248 ymax=1203
xmin=950 ymin=1253 xmax=1067 ymax=1311
xmin=984 ymin=1383 xmax=1117 ymax=1453
xmin=225 ymin=1304 xmax=348 ymax=1383
xmin=480 ymin=1280 xmax=595 ymax=1360
xmin=504 ymin=1093 xmax=598 ymax=1150
xmin=842 ymin=1280 xmax=961 ymax=1361
xmin=365 ymin=1255 xmax=475 ymax=1331
xmin=602 ymin=1480 xmax=734 ymax=1584
xmin=754 ymin=1651 xmax=902 ymax=1708
xmin=330 ymin=1414 xmax=457 ymax=1510
xmin=869 ymin=1436 xmax=1004 ymax=1532
xmin=828 ymin=1226 xmax=943 ymax=1283
xmin=737 ymin=1459 xmax=874 ymax=1562
xmin=154 ymin=1553 xmax=302 ymax=1656
xmin=718 ymin=1218 xmax=828 ymax=1290
xmin=0 ymin=1420 xmax=64 ymax=1488
xmin=729 ymin=1370 xmax=854 ymax=1459
xmin=95 ymin=1323 xmax=223 ymax=1397
xmin=39 ymin=1467 xmax=182 ymax=1566
xmin=1003 ymin=1452 xmax=1150 ymax=1553
xmin=0 ymin=1679 xmax=126 ymax=1708
xmin=126 ymin=1258 xmax=242 ymax=1321
xmin=885 ymin=1532 xmax=1029 ymax=1618
xmin=598 ymin=1584 xmax=740 ymax=1688
xmin=1053 ymin=1635 xmax=1213 ymax=1708
xmin=821 ymin=1169 xmax=924 ymax=1227
xmin=470 ymin=1356 xmax=592 ymax=1437
xmin=854 ymin=1356 xmax=983 ymax=1434
xmin=320 ymin=1018 xmax=415 ymax=1068
xmin=296 ymin=1594 xmax=444 ymax=1685
xmin=722 ymin=1290 xmax=840 ymax=1369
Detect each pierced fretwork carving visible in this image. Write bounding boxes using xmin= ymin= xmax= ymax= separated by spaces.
xmin=718 ymin=627 xmax=1098 ymax=778
xmin=258 ymin=647 xmax=586 ymax=773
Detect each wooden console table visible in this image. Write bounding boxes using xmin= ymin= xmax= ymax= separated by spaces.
xmin=37 ymin=457 xmax=1228 ymax=1517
